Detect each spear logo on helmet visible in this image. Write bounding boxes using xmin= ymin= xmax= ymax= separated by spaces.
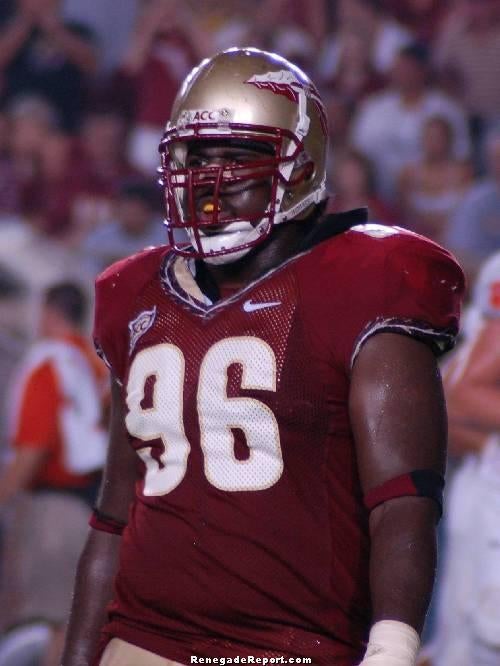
xmin=245 ymin=70 xmax=328 ymax=136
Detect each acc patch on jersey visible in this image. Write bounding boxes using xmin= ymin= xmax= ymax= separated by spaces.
xmin=128 ymin=306 xmax=157 ymax=354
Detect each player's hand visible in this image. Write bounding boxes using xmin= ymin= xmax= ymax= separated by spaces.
xmin=357 ymin=621 xmax=420 ymax=665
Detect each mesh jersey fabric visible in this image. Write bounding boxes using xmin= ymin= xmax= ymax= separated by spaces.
xmin=93 ymin=219 xmax=464 ymax=665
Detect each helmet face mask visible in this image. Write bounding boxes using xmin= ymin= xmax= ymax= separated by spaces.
xmin=158 ymin=48 xmax=328 ymax=264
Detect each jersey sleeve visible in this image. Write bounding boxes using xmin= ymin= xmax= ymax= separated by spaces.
xmin=13 ymin=362 xmax=59 ymax=451
xmin=336 ymin=232 xmax=466 ymax=370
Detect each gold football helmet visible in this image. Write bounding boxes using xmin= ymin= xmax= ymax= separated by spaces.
xmin=158 ymin=47 xmax=328 ymax=264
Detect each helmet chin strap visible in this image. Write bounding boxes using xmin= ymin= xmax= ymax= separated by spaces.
xmin=189 ymin=219 xmax=269 ymax=265
xmin=194 ymin=177 xmax=327 ymax=265
xmin=274 ymin=178 xmax=327 ymax=225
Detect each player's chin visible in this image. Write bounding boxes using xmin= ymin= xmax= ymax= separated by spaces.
xmin=199 ymin=220 xmax=254 ymax=237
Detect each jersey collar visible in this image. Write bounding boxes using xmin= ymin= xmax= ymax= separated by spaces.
xmin=162 ymin=208 xmax=369 ymax=313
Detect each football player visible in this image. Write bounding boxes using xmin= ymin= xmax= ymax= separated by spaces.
xmin=62 ymin=48 xmax=464 ymax=666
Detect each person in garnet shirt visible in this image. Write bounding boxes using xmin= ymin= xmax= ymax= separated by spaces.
xmin=63 ymin=48 xmax=464 ymax=666
xmin=0 ymin=0 xmax=97 ymax=131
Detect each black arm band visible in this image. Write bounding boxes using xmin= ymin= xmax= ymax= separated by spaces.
xmin=89 ymin=507 xmax=127 ymax=535
xmin=363 ymin=469 xmax=445 ymax=519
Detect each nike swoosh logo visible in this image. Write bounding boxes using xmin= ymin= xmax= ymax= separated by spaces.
xmin=243 ymin=299 xmax=281 ymax=312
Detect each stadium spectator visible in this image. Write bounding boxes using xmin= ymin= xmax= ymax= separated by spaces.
xmin=62 ymin=0 xmax=137 ymax=74
xmin=323 ymin=93 xmax=353 ymax=173
xmin=268 ymin=24 xmax=316 ymax=76
xmin=6 ymin=94 xmax=57 ymax=191
xmin=197 ymin=0 xmax=262 ymax=53
xmin=257 ymin=0 xmax=327 ymax=73
xmin=318 ymin=0 xmax=413 ymax=83
xmin=0 ymin=0 xmax=97 ymax=131
xmin=435 ymin=0 xmax=500 ymax=142
xmin=319 ymin=28 xmax=384 ymax=107
xmin=16 ymin=108 xmax=138 ymax=241
xmin=19 ymin=128 xmax=81 ymax=237
xmin=419 ymin=251 xmax=500 ymax=665
xmin=0 ymin=111 xmax=20 ymax=219
xmin=327 ymin=148 xmax=398 ymax=224
xmin=0 ymin=282 xmax=107 ymax=666
xmin=383 ymin=0 xmax=450 ymax=43
xmin=80 ymin=179 xmax=169 ymax=276
xmin=69 ymin=109 xmax=139 ymax=238
xmin=119 ymin=0 xmax=203 ymax=175
xmin=398 ymin=115 xmax=472 ymax=244
xmin=351 ymin=42 xmax=470 ymax=200
xmin=0 ymin=268 xmax=26 ymax=456
xmin=0 ymin=213 xmax=86 ymax=312
xmin=257 ymin=0 xmax=327 ymax=47
xmin=444 ymin=128 xmax=500 ymax=280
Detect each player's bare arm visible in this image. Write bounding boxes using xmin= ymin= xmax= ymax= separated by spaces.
xmin=62 ymin=377 xmax=137 ymax=666
xmin=350 ymin=332 xmax=447 ymax=664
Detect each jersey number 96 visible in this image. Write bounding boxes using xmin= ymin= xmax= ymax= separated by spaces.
xmin=125 ymin=337 xmax=284 ymax=495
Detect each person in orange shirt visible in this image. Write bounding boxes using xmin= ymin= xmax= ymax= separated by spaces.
xmin=0 ymin=282 xmax=107 ymax=666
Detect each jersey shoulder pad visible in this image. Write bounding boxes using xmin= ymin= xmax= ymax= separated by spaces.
xmin=94 ymin=245 xmax=169 ymax=381
xmin=377 ymin=228 xmax=466 ymax=303
xmin=306 ymin=225 xmax=465 ymax=369
xmin=96 ymin=245 xmax=169 ymax=294
xmin=340 ymin=223 xmax=463 ymax=280
xmin=348 ymin=223 xmax=432 ymax=255
xmin=353 ymin=227 xmax=465 ymax=361
xmin=312 ymin=223 xmax=412 ymax=268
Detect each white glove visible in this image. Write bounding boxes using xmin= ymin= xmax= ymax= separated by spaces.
xmin=358 ymin=620 xmax=420 ymax=665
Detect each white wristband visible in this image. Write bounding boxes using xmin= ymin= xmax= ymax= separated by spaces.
xmin=358 ymin=620 xmax=420 ymax=665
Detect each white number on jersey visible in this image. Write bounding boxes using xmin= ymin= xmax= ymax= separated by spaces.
xmin=125 ymin=337 xmax=283 ymax=495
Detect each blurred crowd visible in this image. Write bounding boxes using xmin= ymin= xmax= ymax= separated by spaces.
xmin=0 ymin=0 xmax=499 ymax=664
xmin=0 ymin=0 xmax=499 ymax=301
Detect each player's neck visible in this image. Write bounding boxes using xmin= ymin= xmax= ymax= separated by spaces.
xmin=205 ymin=222 xmax=313 ymax=292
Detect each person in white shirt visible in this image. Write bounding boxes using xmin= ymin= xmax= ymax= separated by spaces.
xmin=419 ymin=251 xmax=500 ymax=666
xmin=351 ymin=42 xmax=470 ymax=201
xmin=318 ymin=0 xmax=413 ymax=81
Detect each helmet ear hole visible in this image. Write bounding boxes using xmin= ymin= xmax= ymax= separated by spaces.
xmin=289 ymin=161 xmax=314 ymax=185
xmin=304 ymin=161 xmax=314 ymax=181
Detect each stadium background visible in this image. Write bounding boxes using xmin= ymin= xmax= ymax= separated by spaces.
xmin=0 ymin=0 xmax=499 ymax=664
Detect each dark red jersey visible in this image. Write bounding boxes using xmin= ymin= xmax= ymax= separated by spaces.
xmin=93 ymin=210 xmax=464 ymax=665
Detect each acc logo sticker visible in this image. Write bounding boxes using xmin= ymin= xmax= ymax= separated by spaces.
xmin=128 ymin=306 xmax=157 ymax=354
xmin=178 ymin=107 xmax=233 ymax=126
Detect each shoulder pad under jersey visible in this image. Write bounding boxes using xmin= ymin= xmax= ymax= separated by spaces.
xmin=94 ymin=245 xmax=170 ymax=380
xmin=300 ymin=224 xmax=465 ymax=368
